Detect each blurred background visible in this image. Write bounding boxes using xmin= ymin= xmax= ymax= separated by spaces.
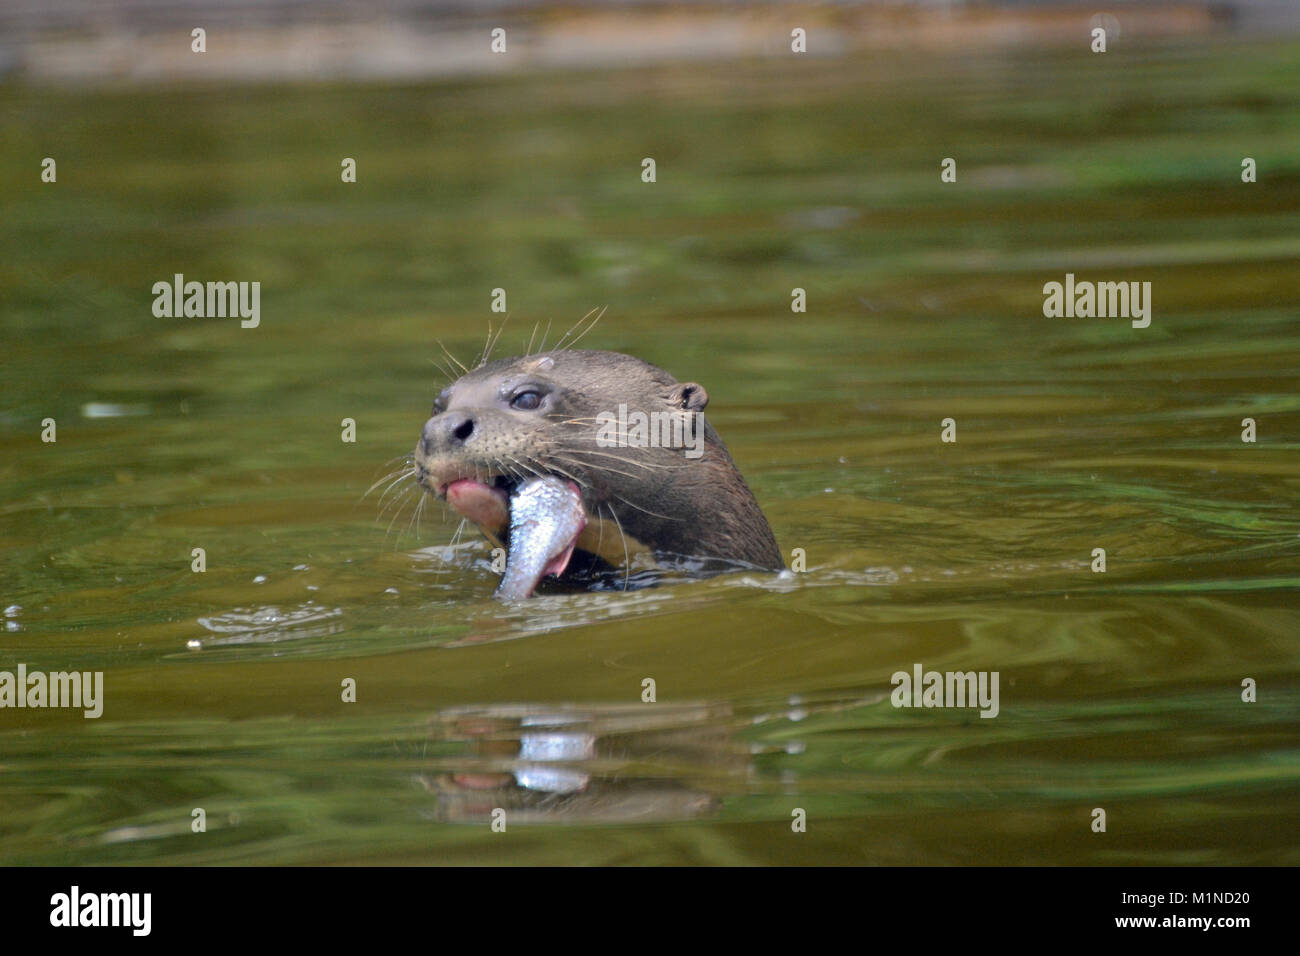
xmin=2 ymin=0 xmax=1300 ymax=84
xmin=0 ymin=1 xmax=1298 ymax=865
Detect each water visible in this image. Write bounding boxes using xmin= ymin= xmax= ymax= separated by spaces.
xmin=1 ymin=38 xmax=1298 ymax=864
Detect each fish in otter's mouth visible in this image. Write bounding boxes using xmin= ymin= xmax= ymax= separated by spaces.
xmin=412 ymin=348 xmax=785 ymax=599
xmin=446 ymin=475 xmax=586 ymax=601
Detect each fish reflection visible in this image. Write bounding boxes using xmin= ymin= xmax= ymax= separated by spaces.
xmin=416 ymin=702 xmax=749 ymax=825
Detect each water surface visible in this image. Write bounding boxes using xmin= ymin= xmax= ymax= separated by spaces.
xmin=1 ymin=38 xmax=1298 ymax=864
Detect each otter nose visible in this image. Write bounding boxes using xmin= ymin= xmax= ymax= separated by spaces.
xmin=420 ymin=413 xmax=476 ymax=454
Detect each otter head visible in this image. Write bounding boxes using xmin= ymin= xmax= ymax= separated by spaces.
xmin=414 ymin=349 xmax=782 ymax=593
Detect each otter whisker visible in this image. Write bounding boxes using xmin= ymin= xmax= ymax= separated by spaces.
xmin=431 ymin=356 xmax=454 ymax=384
xmin=501 ymin=454 xmax=545 ymax=485
xmin=604 ymin=502 xmax=631 ymax=591
xmin=552 ymin=437 xmax=668 ymax=454
xmin=607 ymin=489 xmax=683 ymax=522
xmin=552 ymin=429 xmax=683 ymax=444
xmin=548 ymin=454 xmax=646 ymax=485
xmin=376 ymin=465 xmax=416 ymax=495
xmin=553 ymin=305 xmax=605 ymax=353
xmin=505 ymin=454 xmax=593 ymax=495
xmin=476 ymin=319 xmax=492 ymax=369
xmin=368 ymin=454 xmax=413 ymax=475
xmin=405 ymin=491 xmax=422 ymax=539
xmin=376 ymin=452 xmax=415 ymax=470
xmin=418 ymin=490 xmax=431 ymax=536
xmin=478 ymin=314 xmax=510 ymax=368
xmin=492 ymin=456 xmax=528 ymax=484
xmin=478 ymin=319 xmax=492 ymax=368
xmin=367 ymin=470 xmax=417 ymax=512
xmin=556 ymin=430 xmax=698 ymax=452
xmin=378 ymin=483 xmax=420 ymax=524
xmin=378 ymin=487 xmax=416 ymax=521
xmin=555 ymin=422 xmax=703 ymax=442
xmin=533 ymin=459 xmax=590 ymax=489
xmin=363 ymin=458 xmax=416 ymax=500
xmin=436 ymin=339 xmax=470 ymax=376
xmin=375 ymin=469 xmax=419 ymax=508
xmin=384 ymin=485 xmax=420 ymax=542
xmin=488 ymin=316 xmax=509 ymax=363
xmin=411 ymin=487 xmax=432 ymax=539
xmin=552 ymin=446 xmax=682 ymax=473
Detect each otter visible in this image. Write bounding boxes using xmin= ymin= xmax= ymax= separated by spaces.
xmin=413 ymin=349 xmax=783 ymax=596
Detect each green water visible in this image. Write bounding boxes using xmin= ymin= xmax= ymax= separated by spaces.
xmin=1 ymin=38 xmax=1298 ymax=865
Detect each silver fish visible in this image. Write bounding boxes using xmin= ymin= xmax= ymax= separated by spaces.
xmin=495 ymin=477 xmax=587 ymax=601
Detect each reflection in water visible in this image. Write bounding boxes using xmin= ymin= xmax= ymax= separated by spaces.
xmin=0 ymin=682 xmax=1293 ymax=864
xmin=417 ymin=703 xmax=743 ymax=825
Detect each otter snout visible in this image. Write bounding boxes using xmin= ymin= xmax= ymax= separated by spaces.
xmin=414 ymin=406 xmax=543 ymax=499
xmin=420 ymin=412 xmax=477 ymax=456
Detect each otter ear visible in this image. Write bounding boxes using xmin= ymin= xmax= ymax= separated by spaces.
xmin=672 ymin=382 xmax=709 ymax=411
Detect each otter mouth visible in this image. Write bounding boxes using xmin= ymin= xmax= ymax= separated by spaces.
xmin=440 ymin=475 xmax=514 ymax=532
xmin=438 ymin=473 xmax=587 ymax=599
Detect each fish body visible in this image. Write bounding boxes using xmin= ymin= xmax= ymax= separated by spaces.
xmin=495 ymin=477 xmax=587 ymax=601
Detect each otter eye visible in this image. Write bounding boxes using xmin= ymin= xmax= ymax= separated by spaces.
xmin=511 ymin=390 xmax=543 ymax=411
